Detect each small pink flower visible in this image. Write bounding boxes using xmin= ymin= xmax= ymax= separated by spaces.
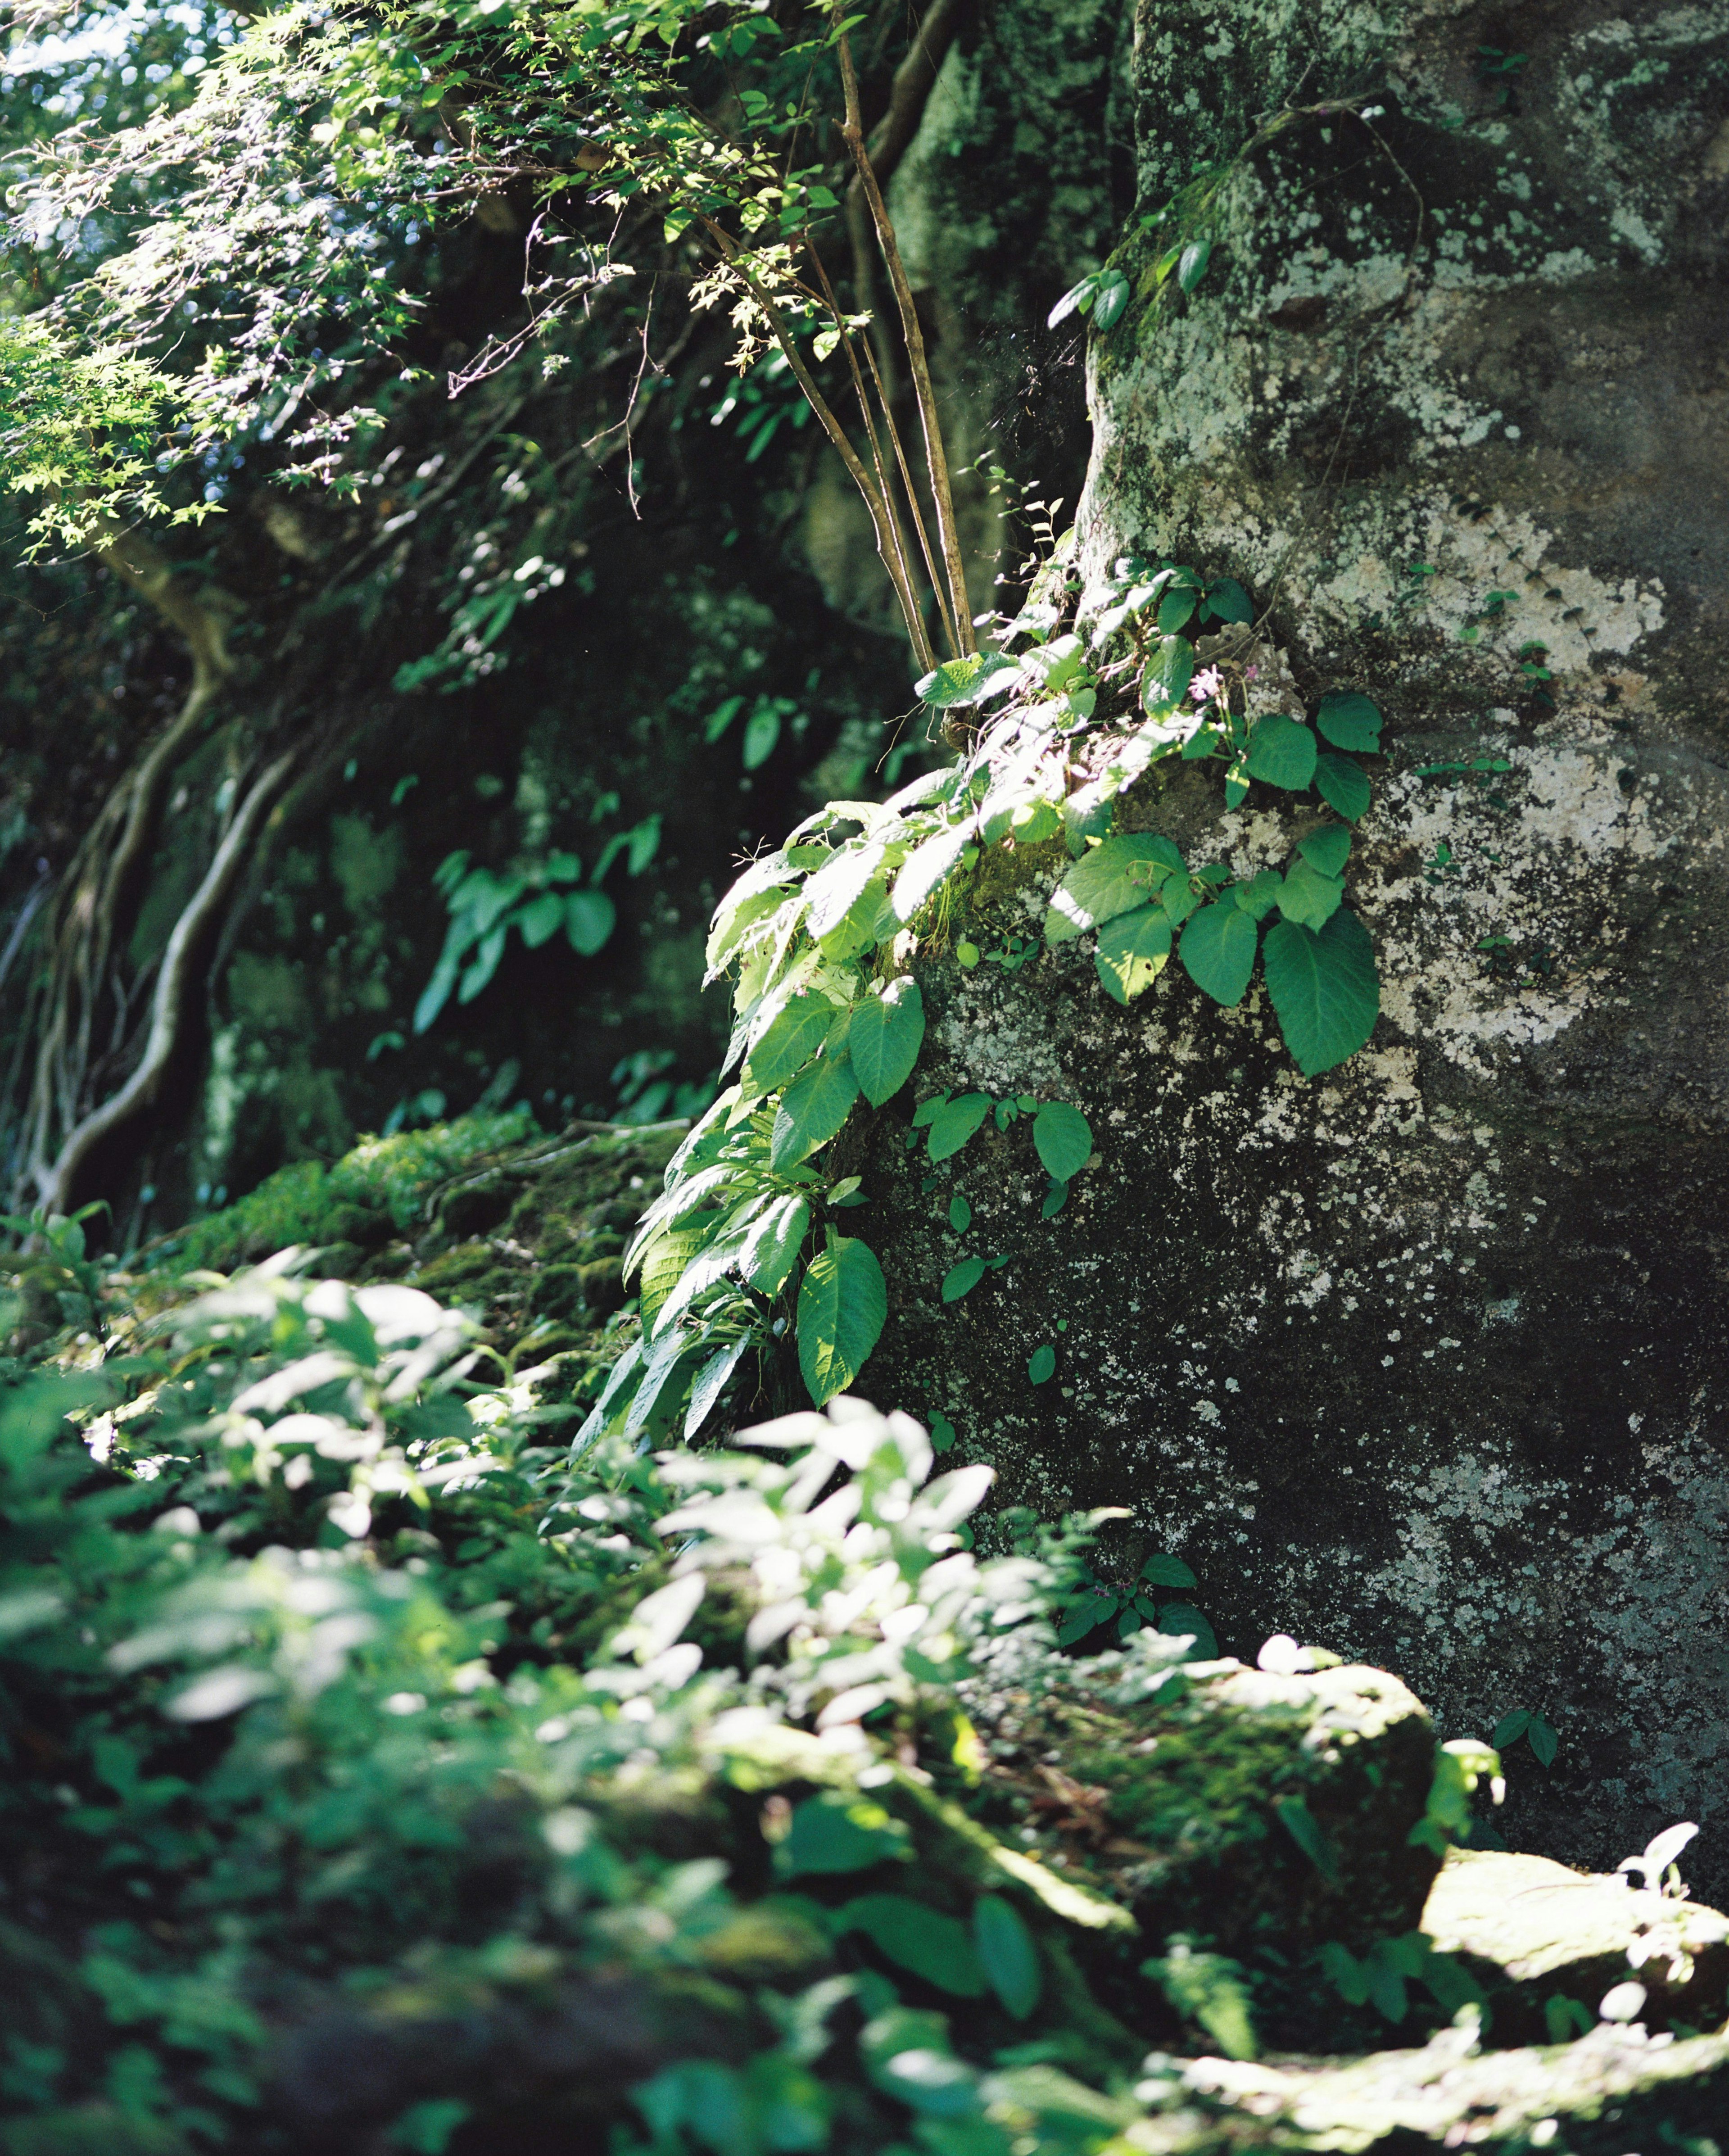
xmin=1244 ymin=664 xmax=1261 ymax=681
xmin=1189 ymin=665 xmax=1224 ymax=704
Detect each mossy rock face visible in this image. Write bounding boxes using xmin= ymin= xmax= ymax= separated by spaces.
xmin=958 ymin=1656 xmax=1440 ymax=2049
xmin=99 ymin=1115 xmax=687 ymax=1387
xmin=1424 ymin=1847 xmax=1729 ymax=2044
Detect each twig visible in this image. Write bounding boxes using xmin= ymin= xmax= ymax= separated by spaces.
xmin=833 ymin=10 xmax=973 ymax=658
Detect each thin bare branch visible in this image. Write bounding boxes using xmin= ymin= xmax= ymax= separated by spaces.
xmin=833 ymin=11 xmax=974 ymax=659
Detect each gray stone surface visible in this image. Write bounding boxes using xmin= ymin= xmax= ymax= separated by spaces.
xmin=855 ymin=0 xmax=1729 ymax=1893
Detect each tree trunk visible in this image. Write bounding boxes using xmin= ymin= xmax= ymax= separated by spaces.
xmin=862 ymin=0 xmax=1729 ymax=1890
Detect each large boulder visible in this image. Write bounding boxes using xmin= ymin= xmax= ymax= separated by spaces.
xmin=853 ymin=0 xmax=1729 ymax=1896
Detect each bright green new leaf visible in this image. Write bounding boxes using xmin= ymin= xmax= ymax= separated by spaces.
xmin=973 ymin=1895 xmax=1041 ymax=2019
xmin=833 ymin=1896 xmax=987 ymax=1996
xmin=1243 ymin=715 xmax=1318 ymax=791
xmin=771 ymin=1054 xmax=862 ymax=1169
xmin=1095 ymin=904 xmax=1172 ymax=1004
xmin=1315 ymin=751 xmax=1371 ymax=824
xmin=1315 ymin=691 xmax=1384 ymax=752
xmin=1262 ymin=909 xmax=1379 ymax=1076
xmin=1046 ymin=835 xmax=1183 ymax=945
xmin=1141 ymin=636 xmax=1195 ymax=714
xmin=746 ymin=991 xmax=839 ymax=1095
xmin=1179 ymin=902 xmax=1259 ymax=1007
xmin=1276 ymin=858 xmax=1345 ymax=931
xmin=778 ymin=1792 xmax=910 ymax=1877
xmin=926 ymin=1093 xmax=992 ymax=1162
xmin=848 ymin=978 xmax=925 ymax=1106
xmin=741 ymin=1194 xmax=811 ymax=1294
xmin=741 ymin=704 xmax=781 ymax=769
xmin=1298 ymin=826 xmax=1352 ymax=878
xmin=948 ymin=1194 xmax=972 ymax=1233
xmin=796 ymin=1235 xmax=887 ymax=1404
xmin=1032 ymin=1101 xmax=1092 ymax=1182
xmin=941 ymin=1258 xmax=987 ymax=1303
xmin=1027 ymin=1345 xmax=1056 ymax=1384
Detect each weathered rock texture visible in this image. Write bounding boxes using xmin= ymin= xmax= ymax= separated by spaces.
xmin=860 ymin=0 xmax=1729 ymax=1892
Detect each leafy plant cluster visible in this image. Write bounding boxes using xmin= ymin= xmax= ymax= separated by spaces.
xmin=414 ymin=812 xmax=663 ymax=1034
xmin=574 ymin=531 xmax=1389 ymax=1451
xmin=0 ymin=1252 xmax=1576 ymax=2155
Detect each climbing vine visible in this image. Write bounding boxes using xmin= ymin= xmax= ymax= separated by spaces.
xmin=583 ymin=530 xmax=1387 ymax=1450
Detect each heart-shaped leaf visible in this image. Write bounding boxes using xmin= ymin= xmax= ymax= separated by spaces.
xmin=1261 ymin=907 xmax=1379 ymax=1075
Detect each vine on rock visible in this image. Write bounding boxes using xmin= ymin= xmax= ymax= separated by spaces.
xmin=584 ymin=539 xmax=1386 ymax=1452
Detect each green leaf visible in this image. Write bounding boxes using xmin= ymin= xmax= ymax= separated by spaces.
xmin=941 ymin=1258 xmax=987 ymax=1303
xmin=893 ymin=821 xmax=975 ymax=923
xmin=516 ymin=890 xmax=565 ymax=948
xmin=1243 ymin=714 xmax=1318 ymax=791
xmin=948 ymin=1193 xmax=971 ymax=1233
xmin=778 ymin=1793 xmax=910 ymax=1877
xmin=1262 ymin=908 xmax=1379 ymax=1076
xmin=705 ymin=693 xmax=744 ymax=743
xmin=797 ymin=1235 xmax=887 ymax=1404
xmin=1230 ymin=870 xmax=1283 ymax=923
xmin=565 ymin=888 xmax=617 ymax=956
xmin=1298 ymin=826 xmax=1352 ymax=878
xmin=1027 ymin=1345 xmax=1056 ymax=1384
xmin=1142 ymin=1552 xmax=1197 ymax=1588
xmin=684 ymin=1336 xmax=751 ymax=1440
xmin=1206 ymin=577 xmax=1253 ymax=625
xmin=973 ymin=1895 xmax=1041 ymax=2020
xmin=1032 ymin=1101 xmax=1092 ymax=1182
xmin=848 ymin=978 xmax=925 ymax=1107
xmin=746 ymin=991 xmax=840 ymax=1095
xmin=927 ymin=1093 xmax=992 ymax=1162
xmin=1179 ymin=902 xmax=1259 ymax=1007
xmin=1274 ymin=1796 xmax=1339 ymax=1884
xmin=742 ymin=703 xmax=782 ymax=769
xmin=1491 ymin=1710 xmax=1531 ymax=1748
xmin=771 ymin=1054 xmax=862 ymax=1169
xmin=1046 ymin=835 xmax=1183 ymax=945
xmin=833 ymin=1896 xmax=986 ymax=1996
xmin=1315 ymin=691 xmax=1383 ymax=752
xmin=1527 ymin=1714 xmax=1558 ymax=1767
xmin=1177 ymin=237 xmax=1213 ymax=291
xmin=1041 ymin=1180 xmax=1068 ymax=1218
xmin=741 ymin=1194 xmax=811 ymax=1294
xmin=1156 ymin=588 xmax=1195 ymax=634
xmin=1276 ymin=858 xmax=1345 ymax=931
xmin=1095 ymin=904 xmax=1172 ymax=1004
xmin=1141 ymin=636 xmax=1195 ymax=714
xmin=1314 ymin=751 xmax=1371 ymax=823
xmin=1091 ymin=272 xmax=1129 ymax=331
xmin=916 ymin=652 xmax=1018 ymax=708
